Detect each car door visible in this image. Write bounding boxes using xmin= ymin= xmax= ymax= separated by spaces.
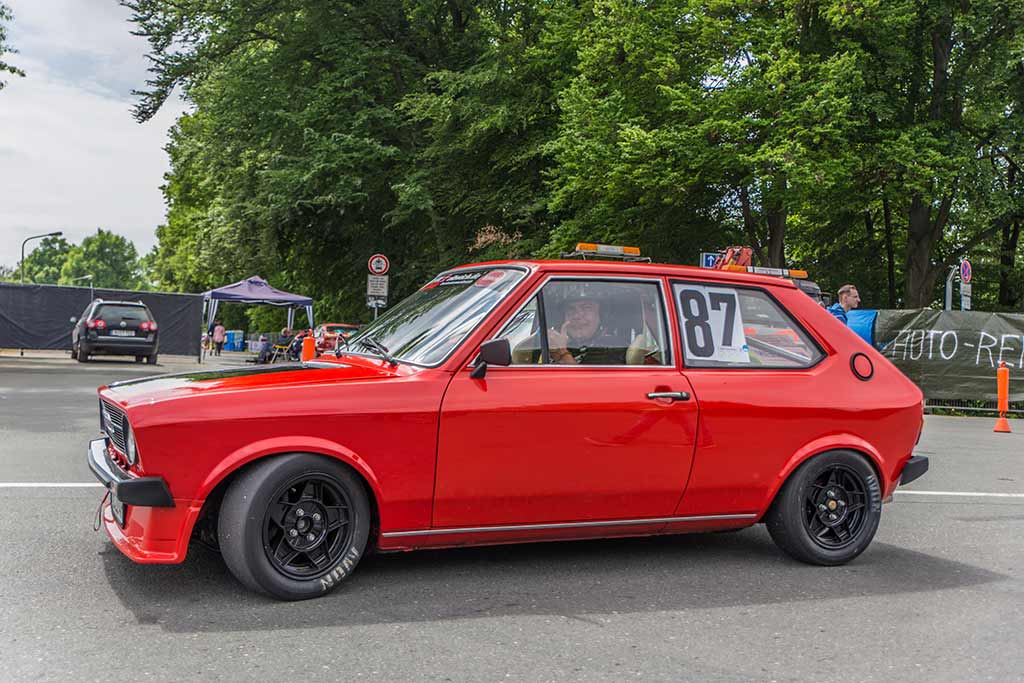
xmin=669 ymin=279 xmax=829 ymax=517
xmin=73 ymin=303 xmax=92 ymax=345
xmin=433 ymin=275 xmax=699 ymax=528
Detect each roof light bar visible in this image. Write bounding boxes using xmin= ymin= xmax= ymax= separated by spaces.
xmin=575 ymin=243 xmax=642 ymax=256
xmin=723 ymin=265 xmax=808 ymax=279
xmin=561 ymin=243 xmax=650 ymax=262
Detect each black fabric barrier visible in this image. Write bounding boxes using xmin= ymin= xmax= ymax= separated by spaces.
xmin=0 ymin=283 xmax=202 ymax=357
xmin=876 ymin=309 xmax=1024 ymax=401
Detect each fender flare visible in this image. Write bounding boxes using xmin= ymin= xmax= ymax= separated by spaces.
xmin=194 ymin=435 xmax=385 ymax=503
xmin=757 ymin=434 xmax=886 ymax=517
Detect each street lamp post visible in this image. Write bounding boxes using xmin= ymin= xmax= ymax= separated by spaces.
xmin=20 ymin=231 xmax=63 ymax=284
xmin=71 ymin=274 xmax=94 ymax=298
xmin=18 ymin=231 xmax=64 ymax=356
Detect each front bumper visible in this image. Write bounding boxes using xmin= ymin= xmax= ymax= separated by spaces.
xmin=898 ymin=455 xmax=929 ymax=486
xmin=87 ymin=438 xmax=199 ymax=564
xmin=87 ymin=438 xmax=173 ymax=507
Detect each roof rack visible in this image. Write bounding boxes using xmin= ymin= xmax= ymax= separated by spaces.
xmin=560 ymin=242 xmax=652 ymax=262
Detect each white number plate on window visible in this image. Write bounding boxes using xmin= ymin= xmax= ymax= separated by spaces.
xmin=110 ymin=329 xmax=135 ymax=337
xmin=675 ymin=285 xmax=750 ymax=364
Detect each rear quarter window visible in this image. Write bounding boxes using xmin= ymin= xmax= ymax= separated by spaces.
xmin=95 ymin=305 xmax=152 ymax=324
xmin=672 ymin=282 xmax=823 ymax=369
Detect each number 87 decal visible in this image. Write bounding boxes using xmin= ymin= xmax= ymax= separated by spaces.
xmin=674 ymin=284 xmax=750 ymax=364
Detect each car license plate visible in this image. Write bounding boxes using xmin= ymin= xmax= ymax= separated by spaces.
xmin=110 ymin=488 xmax=126 ymax=527
xmin=110 ymin=329 xmax=135 ymax=337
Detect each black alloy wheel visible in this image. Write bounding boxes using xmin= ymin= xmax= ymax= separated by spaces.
xmin=262 ymin=475 xmax=354 ymax=580
xmin=765 ymin=450 xmax=881 ymax=565
xmin=803 ymin=465 xmax=868 ymax=550
xmin=219 ymin=453 xmax=371 ymax=600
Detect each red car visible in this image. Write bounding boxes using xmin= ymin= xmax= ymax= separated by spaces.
xmin=314 ymin=323 xmax=360 ymax=353
xmin=88 ymin=257 xmax=927 ymax=600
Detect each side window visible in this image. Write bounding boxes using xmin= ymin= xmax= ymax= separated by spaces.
xmin=673 ymin=282 xmax=823 ymax=369
xmin=496 ymin=279 xmax=670 ymax=366
xmin=495 ymin=297 xmax=541 ymax=364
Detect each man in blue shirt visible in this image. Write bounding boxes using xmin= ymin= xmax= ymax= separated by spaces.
xmin=827 ymin=284 xmax=860 ymax=324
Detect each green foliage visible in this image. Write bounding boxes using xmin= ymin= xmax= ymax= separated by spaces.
xmin=0 ymin=2 xmax=25 ymax=90
xmin=19 ymin=236 xmax=71 ymax=284
xmin=127 ymin=0 xmax=1024 ymax=320
xmin=58 ymin=229 xmax=147 ymax=290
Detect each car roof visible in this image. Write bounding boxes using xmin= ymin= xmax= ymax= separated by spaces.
xmin=447 ymin=259 xmax=800 ymax=289
xmin=93 ymin=300 xmax=148 ymax=306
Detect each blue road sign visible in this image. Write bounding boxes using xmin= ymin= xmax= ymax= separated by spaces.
xmin=701 ymin=252 xmax=721 ymax=268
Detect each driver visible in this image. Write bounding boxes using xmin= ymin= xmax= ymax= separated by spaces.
xmin=547 ymin=293 xmax=627 ymax=365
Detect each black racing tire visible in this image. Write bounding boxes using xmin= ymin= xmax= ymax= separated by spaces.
xmin=76 ymin=345 xmax=89 ymax=363
xmin=765 ymin=450 xmax=882 ymax=566
xmin=146 ymin=353 xmax=158 ymax=365
xmin=218 ymin=453 xmax=371 ymax=601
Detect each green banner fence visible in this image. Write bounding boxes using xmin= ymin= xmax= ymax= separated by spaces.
xmin=875 ymin=309 xmax=1024 ymax=413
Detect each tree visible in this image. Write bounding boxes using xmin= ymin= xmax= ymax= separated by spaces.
xmin=19 ymin=236 xmax=71 ymax=284
xmin=0 ymin=2 xmax=25 ymax=90
xmin=59 ymin=229 xmax=147 ymax=290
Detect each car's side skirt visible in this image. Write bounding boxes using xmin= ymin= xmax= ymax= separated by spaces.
xmin=383 ymin=513 xmax=758 ymax=539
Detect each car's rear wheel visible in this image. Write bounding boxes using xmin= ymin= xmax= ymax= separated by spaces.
xmin=218 ymin=453 xmax=371 ymax=600
xmin=146 ymin=353 xmax=158 ymax=365
xmin=765 ymin=450 xmax=881 ymax=565
xmin=76 ymin=344 xmax=89 ymax=363
xmin=135 ymin=355 xmax=145 ymax=363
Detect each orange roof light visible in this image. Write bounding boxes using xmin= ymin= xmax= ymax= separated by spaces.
xmin=724 ymin=265 xmax=809 ymax=279
xmin=574 ymin=243 xmax=642 ymax=256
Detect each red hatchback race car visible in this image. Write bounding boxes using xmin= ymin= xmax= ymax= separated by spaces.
xmin=88 ymin=255 xmax=928 ymax=600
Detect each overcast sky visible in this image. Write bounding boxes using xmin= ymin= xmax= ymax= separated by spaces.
xmin=0 ymin=0 xmax=187 ymax=269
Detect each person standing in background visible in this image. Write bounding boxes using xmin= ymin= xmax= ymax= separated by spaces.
xmin=827 ymin=284 xmax=860 ymax=325
xmin=212 ymin=320 xmax=226 ymax=356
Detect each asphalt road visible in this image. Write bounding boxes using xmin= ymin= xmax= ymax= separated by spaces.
xmin=1 ymin=353 xmax=1022 ymax=681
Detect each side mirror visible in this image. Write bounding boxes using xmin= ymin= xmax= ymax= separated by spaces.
xmin=69 ymin=316 xmax=77 ymax=324
xmin=470 ymin=338 xmax=511 ymax=379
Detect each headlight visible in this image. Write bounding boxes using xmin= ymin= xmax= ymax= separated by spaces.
xmin=126 ymin=424 xmax=138 ymax=466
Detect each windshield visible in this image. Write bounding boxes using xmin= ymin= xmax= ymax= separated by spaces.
xmin=346 ymin=267 xmax=526 ymax=366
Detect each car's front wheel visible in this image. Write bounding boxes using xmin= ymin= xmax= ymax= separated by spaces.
xmin=218 ymin=453 xmax=371 ymax=600
xmin=765 ymin=450 xmax=881 ymax=565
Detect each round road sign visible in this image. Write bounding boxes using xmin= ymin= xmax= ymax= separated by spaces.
xmin=960 ymin=259 xmax=972 ymax=283
xmin=368 ymin=254 xmax=390 ymax=276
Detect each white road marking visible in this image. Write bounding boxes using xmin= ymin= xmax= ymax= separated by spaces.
xmin=0 ymin=483 xmax=103 ymax=488
xmin=896 ymin=490 xmax=1024 ymax=499
xmin=0 ymin=484 xmax=1020 ymax=502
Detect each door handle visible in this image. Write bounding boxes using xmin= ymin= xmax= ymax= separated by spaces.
xmin=646 ymin=391 xmax=690 ymax=402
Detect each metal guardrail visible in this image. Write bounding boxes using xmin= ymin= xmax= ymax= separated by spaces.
xmin=924 ymin=399 xmax=1024 ymax=415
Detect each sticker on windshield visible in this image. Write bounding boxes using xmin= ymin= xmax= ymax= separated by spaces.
xmin=473 ymin=270 xmax=507 ymax=288
xmin=675 ymin=285 xmax=750 ymax=364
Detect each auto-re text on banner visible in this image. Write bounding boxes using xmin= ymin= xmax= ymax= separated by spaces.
xmin=875 ymin=309 xmax=1024 ymax=400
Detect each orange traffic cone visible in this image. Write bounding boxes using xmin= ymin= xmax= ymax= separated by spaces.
xmin=301 ymin=334 xmax=316 ymax=362
xmin=994 ymin=361 xmax=1011 ymax=433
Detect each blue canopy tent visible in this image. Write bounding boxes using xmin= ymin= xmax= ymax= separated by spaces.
xmin=202 ymin=277 xmax=314 ymax=352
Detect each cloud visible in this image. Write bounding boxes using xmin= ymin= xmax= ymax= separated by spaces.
xmin=0 ymin=1 xmax=186 ymax=268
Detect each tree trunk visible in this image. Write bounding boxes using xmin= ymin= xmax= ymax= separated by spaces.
xmin=998 ymin=164 xmax=1021 ymax=307
xmin=882 ymin=194 xmax=897 ymax=307
xmin=765 ymin=176 xmax=787 ymax=268
xmin=904 ymin=195 xmax=940 ymax=307
xmin=737 ymin=185 xmax=767 ymax=266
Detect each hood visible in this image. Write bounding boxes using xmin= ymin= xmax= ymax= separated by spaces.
xmin=100 ymin=355 xmax=414 ymax=408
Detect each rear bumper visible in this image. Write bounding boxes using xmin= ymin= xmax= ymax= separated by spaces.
xmin=898 ymin=455 xmax=929 ymax=486
xmin=88 ymin=438 xmax=197 ymax=563
xmin=82 ymin=336 xmax=158 ymax=356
